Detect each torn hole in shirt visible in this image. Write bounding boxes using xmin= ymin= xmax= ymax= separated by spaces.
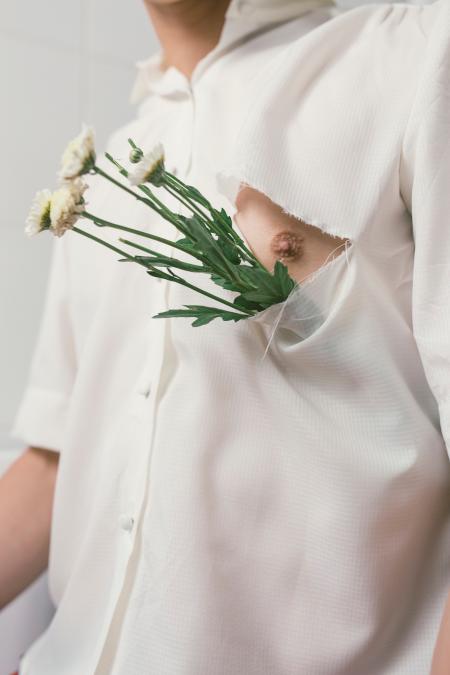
xmin=227 ymin=184 xmax=354 ymax=358
xmin=252 ymin=238 xmax=353 ymax=360
xmin=217 ymin=172 xmax=351 ymax=242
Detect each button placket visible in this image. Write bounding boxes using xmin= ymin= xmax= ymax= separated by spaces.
xmin=135 ymin=360 xmax=153 ymax=400
xmin=133 ymin=278 xmax=169 ymax=402
xmin=137 ymin=380 xmax=152 ymax=398
xmin=111 ymin=78 xmax=195 ymax=613
xmin=89 ymin=72 xmax=199 ymax=675
xmin=115 ymin=298 xmax=170 ymax=587
xmin=118 ymin=514 xmax=135 ymax=532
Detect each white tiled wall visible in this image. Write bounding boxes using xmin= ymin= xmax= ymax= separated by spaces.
xmin=0 ymin=1 xmax=158 ymax=669
xmin=0 ymin=0 xmax=158 ymax=444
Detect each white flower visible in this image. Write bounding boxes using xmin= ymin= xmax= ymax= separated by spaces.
xmin=59 ymin=124 xmax=96 ymax=180
xmin=49 ymin=178 xmax=87 ymax=237
xmin=128 ymin=143 xmax=165 ymax=186
xmin=25 ymin=189 xmax=52 ymax=236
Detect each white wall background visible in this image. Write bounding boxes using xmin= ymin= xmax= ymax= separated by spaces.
xmin=0 ymin=1 xmax=158 ymax=670
xmin=0 ymin=0 xmax=158 ymax=452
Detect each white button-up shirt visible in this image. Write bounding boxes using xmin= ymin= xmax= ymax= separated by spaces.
xmin=11 ymin=1 xmax=450 ymax=673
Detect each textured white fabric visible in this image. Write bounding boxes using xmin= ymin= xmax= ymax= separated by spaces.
xmin=130 ymin=0 xmax=339 ymax=106
xmin=10 ymin=1 xmax=450 ymax=673
xmin=226 ymin=0 xmax=334 ymax=22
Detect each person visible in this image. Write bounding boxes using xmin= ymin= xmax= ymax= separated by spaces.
xmin=1 ymin=0 xmax=450 ymax=672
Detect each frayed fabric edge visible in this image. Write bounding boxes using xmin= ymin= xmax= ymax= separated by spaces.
xmin=215 ymin=168 xmax=354 ymax=359
xmin=216 ymin=168 xmax=352 ymax=242
xmin=256 ymin=238 xmax=353 ymax=361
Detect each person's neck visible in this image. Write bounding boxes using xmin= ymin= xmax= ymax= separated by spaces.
xmin=145 ymin=0 xmax=232 ymax=79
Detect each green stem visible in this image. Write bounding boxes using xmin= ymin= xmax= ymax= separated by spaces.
xmin=97 ymin=156 xmax=265 ymax=277
xmin=118 ymin=238 xmax=206 ymax=272
xmin=162 ymin=181 xmax=258 ymax=271
xmin=72 ymin=226 xmax=248 ymax=315
xmin=163 ymin=179 xmax=214 ymax=229
xmin=157 ymin=186 xmax=243 ymax=282
xmin=103 ymin=155 xmax=191 ymax=237
xmin=84 ymin=203 xmax=240 ymax=287
xmin=163 ymin=183 xmax=210 ymax=224
xmin=163 ymin=175 xmax=236 ymax=247
xmin=99 ymin=155 xmax=261 ymax=271
xmin=72 ymin=226 xmax=146 ymax=267
xmin=82 ymin=211 xmax=245 ymax=288
xmin=93 ymin=166 xmax=155 ymax=208
xmin=165 ymin=172 xmax=209 ymax=207
xmin=156 ymin=270 xmax=254 ymax=315
xmin=81 ymin=211 xmax=207 ymax=264
xmin=164 ymin=171 xmax=266 ymax=269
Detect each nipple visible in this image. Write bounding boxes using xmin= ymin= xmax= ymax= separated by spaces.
xmin=270 ymin=230 xmax=304 ymax=262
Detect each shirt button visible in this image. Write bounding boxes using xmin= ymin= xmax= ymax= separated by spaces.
xmin=119 ymin=514 xmax=135 ymax=532
xmin=137 ymin=382 xmax=152 ymax=398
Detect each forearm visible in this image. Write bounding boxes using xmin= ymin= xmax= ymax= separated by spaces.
xmin=430 ymin=590 xmax=450 ymax=674
xmin=0 ymin=446 xmax=59 ymax=609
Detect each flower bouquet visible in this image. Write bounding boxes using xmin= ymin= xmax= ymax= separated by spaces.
xmin=26 ymin=126 xmax=297 ymax=328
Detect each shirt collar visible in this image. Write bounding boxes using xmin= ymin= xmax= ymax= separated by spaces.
xmin=131 ymin=0 xmax=335 ymax=104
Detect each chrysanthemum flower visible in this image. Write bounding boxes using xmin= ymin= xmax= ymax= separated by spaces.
xmin=49 ymin=178 xmax=88 ymax=237
xmin=59 ymin=124 xmax=96 ymax=180
xmin=128 ymin=143 xmax=166 ymax=186
xmin=25 ymin=189 xmax=52 ymax=236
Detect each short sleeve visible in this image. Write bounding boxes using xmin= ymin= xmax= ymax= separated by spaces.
xmin=400 ymin=0 xmax=450 ymax=453
xmin=10 ymin=235 xmax=77 ymax=452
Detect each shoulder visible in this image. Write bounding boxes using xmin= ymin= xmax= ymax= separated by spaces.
xmin=221 ymin=1 xmax=448 ymax=242
xmin=279 ymin=1 xmax=445 ymax=85
xmin=323 ymin=0 xmax=443 ymax=42
xmin=237 ymin=0 xmax=448 ymax=133
xmin=264 ymin=1 xmax=446 ymax=83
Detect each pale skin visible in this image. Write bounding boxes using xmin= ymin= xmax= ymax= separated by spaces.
xmin=143 ymin=0 xmax=350 ymax=282
xmin=0 ymin=446 xmax=59 ymax=609
xmin=1 ymin=4 xmax=448 ymax=672
xmin=431 ymin=598 xmax=450 ymax=674
xmin=143 ymin=0 xmax=232 ymax=77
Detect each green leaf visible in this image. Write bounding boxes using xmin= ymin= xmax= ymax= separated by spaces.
xmin=235 ymin=263 xmax=296 ymax=305
xmin=234 ymin=266 xmax=260 ymax=290
xmin=203 ymin=207 xmax=233 ymax=238
xmin=238 ymin=269 xmax=286 ymax=304
xmin=184 ymin=185 xmax=210 ymax=208
xmin=210 ymin=273 xmax=241 ymax=292
xmin=146 ymin=269 xmax=175 ymax=281
xmin=273 ymin=260 xmax=296 ymax=296
xmin=186 ymin=216 xmax=238 ymax=280
xmin=216 ymin=237 xmax=241 ymax=264
xmin=232 ymin=294 xmax=265 ymax=312
xmin=241 ymin=289 xmax=284 ymax=304
xmin=175 ymin=236 xmax=198 ymax=251
xmin=135 ymin=255 xmax=205 ymax=273
xmin=219 ymin=208 xmax=233 ymax=228
xmin=152 ymin=304 xmax=248 ymax=327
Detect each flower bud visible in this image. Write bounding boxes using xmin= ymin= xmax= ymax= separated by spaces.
xmin=129 ymin=147 xmax=144 ymax=164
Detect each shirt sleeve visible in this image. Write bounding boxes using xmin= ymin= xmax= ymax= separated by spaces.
xmin=399 ymin=0 xmax=450 ymax=455
xmin=9 ymin=235 xmax=77 ymax=452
